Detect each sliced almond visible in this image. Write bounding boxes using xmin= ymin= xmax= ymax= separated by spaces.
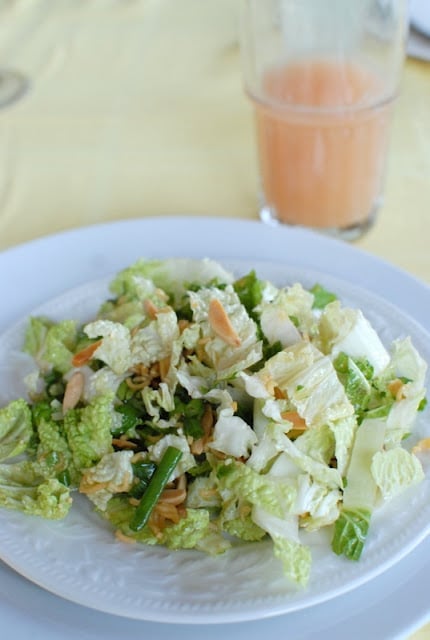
xmin=208 ymin=298 xmax=241 ymax=347
xmin=71 ymin=340 xmax=102 ymax=367
xmin=388 ymin=378 xmax=405 ymax=401
xmin=144 ymin=299 xmax=159 ymax=319
xmin=412 ymin=437 xmax=430 ymax=454
xmin=159 ymin=356 xmax=171 ymax=380
xmin=111 ymin=437 xmax=138 ymax=449
xmin=281 ymin=410 xmax=307 ymax=431
xmin=62 ymin=371 xmax=85 ymax=412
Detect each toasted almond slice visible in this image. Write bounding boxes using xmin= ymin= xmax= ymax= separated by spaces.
xmin=71 ymin=340 xmax=102 ymax=367
xmin=412 ymin=437 xmax=430 ymax=454
xmin=159 ymin=356 xmax=171 ymax=380
xmin=62 ymin=371 xmax=85 ymax=412
xmin=388 ymin=378 xmax=406 ymax=401
xmin=144 ymin=298 xmax=159 ymax=319
xmin=111 ymin=437 xmax=138 ymax=449
xmin=208 ymin=298 xmax=241 ymax=347
xmin=201 ymin=404 xmax=214 ymax=435
xmin=281 ymin=410 xmax=307 ymax=431
xmin=274 ymin=386 xmax=286 ymax=400
xmin=190 ymin=438 xmax=204 ymax=455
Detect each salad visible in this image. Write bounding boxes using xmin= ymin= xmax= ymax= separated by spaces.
xmin=0 ymin=258 xmax=427 ymax=588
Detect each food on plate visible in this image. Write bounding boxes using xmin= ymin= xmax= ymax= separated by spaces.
xmin=0 ymin=258 xmax=427 ymax=587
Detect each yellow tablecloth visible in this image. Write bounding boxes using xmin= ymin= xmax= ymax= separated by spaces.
xmin=0 ymin=1 xmax=429 ymax=637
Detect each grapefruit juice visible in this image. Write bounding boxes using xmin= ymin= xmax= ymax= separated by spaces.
xmin=252 ymin=59 xmax=393 ymax=233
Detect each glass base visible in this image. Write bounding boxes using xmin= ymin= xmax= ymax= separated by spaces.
xmin=259 ymin=204 xmax=377 ymax=242
xmin=0 ymin=69 xmax=29 ymax=108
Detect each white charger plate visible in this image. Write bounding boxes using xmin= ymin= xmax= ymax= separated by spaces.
xmin=0 ymin=217 xmax=429 ymax=638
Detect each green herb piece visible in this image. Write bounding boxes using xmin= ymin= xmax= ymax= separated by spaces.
xmin=418 ymin=397 xmax=427 ymax=412
xmin=233 ymin=270 xmax=264 ymax=318
xmin=113 ymin=403 xmax=142 ymax=437
xmin=310 ymin=284 xmax=337 ymax=309
xmin=174 ymin=392 xmax=205 ymax=439
xmin=128 ymin=461 xmax=157 ymax=499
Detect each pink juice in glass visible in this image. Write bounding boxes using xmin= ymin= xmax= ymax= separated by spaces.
xmin=251 ymin=59 xmax=393 ymax=232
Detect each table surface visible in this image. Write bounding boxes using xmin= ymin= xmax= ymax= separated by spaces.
xmin=0 ymin=1 xmax=429 ymax=638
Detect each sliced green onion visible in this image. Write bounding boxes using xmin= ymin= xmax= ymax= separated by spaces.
xmin=129 ymin=446 xmax=182 ymax=532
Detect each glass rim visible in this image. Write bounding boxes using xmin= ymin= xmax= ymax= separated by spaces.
xmin=245 ymin=87 xmax=398 ymax=117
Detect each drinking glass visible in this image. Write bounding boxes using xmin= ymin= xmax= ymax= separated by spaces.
xmin=240 ymin=0 xmax=408 ymax=240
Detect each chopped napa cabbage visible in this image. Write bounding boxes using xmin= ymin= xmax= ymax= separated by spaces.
xmin=244 ymin=342 xmax=356 ymax=475
xmin=0 ymin=398 xmax=33 ymax=461
xmin=84 ymin=320 xmax=132 ymax=375
xmin=155 ymin=508 xmax=213 ymax=550
xmin=188 ymin=285 xmax=262 ymax=379
xmin=333 ymin=353 xmax=372 ymax=417
xmin=80 ymin=450 xmax=134 ymax=510
xmin=272 ymin=535 xmax=312 ymax=587
xmin=186 ymin=474 xmax=221 ymax=509
xmin=319 ymin=301 xmax=390 ymax=376
xmin=0 ymin=460 xmax=72 ymax=518
xmin=209 ymin=408 xmax=258 ymax=458
xmin=147 ymin=434 xmax=195 ymax=480
xmin=35 ymin=412 xmax=79 ymax=485
xmin=141 ymin=382 xmax=176 ymax=419
xmin=342 ymin=418 xmax=387 ymax=511
xmin=258 ymin=283 xmax=316 ymax=346
xmin=259 ymin=295 xmax=301 ymax=348
xmin=294 ymin=424 xmax=335 ymax=466
xmin=219 ymin=494 xmax=267 ymax=541
xmin=294 ymin=474 xmax=341 ymax=530
xmin=109 ymin=258 xmax=234 ymax=306
xmin=252 ymin=505 xmax=311 ymax=586
xmin=332 ymin=507 xmax=371 ymax=561
xmin=82 ymin=366 xmax=125 ymax=402
xmin=371 ymin=448 xmax=425 ymax=501
xmin=216 ymin=458 xmax=296 ymax=518
xmin=63 ymin=393 xmax=114 ymax=470
xmin=24 ymin=317 xmax=78 ymax=374
xmin=331 ymin=417 xmax=386 ymax=561
xmin=130 ymin=308 xmax=179 ymax=368
xmin=248 ymin=422 xmax=342 ymax=489
xmin=383 ymin=338 xmax=427 ymax=447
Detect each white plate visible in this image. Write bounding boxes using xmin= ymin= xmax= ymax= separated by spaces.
xmin=410 ymin=0 xmax=430 ymax=38
xmin=0 ymin=217 xmax=429 ymax=639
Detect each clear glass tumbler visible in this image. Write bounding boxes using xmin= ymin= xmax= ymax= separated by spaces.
xmin=240 ymin=0 xmax=408 ymax=240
